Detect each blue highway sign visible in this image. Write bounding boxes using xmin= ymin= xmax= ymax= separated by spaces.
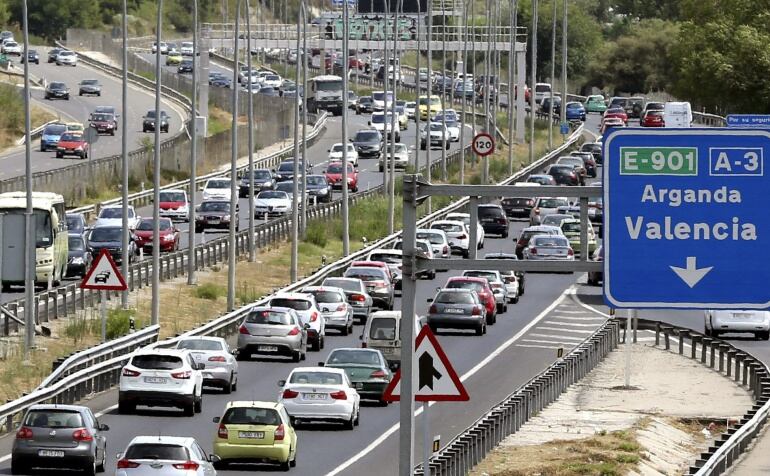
xmin=603 ymin=128 xmax=770 ymax=309
xmin=727 ymin=115 xmax=770 ymax=128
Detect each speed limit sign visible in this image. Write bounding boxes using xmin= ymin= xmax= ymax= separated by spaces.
xmin=472 ymin=132 xmax=495 ymax=157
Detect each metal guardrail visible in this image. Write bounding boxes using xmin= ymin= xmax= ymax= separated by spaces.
xmin=15 ymin=120 xmax=61 ymax=146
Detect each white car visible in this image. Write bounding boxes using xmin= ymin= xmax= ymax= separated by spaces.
xmin=379 ymin=143 xmax=410 ymax=172
xmin=180 ymin=41 xmax=194 ymax=56
xmin=369 ymin=112 xmax=399 ymax=142
xmin=116 ymin=436 xmax=216 ymax=476
xmin=371 ymin=90 xmax=393 ymax=111
xmin=328 ymin=143 xmax=359 ymax=166
xmin=95 ymin=204 xmax=141 ymax=229
xmin=262 ymin=74 xmax=282 ymax=89
xmin=158 ymin=189 xmax=190 ymax=221
xmin=415 ymin=228 xmax=451 ymax=259
xmin=56 ymin=50 xmax=78 ymax=66
xmin=405 ymin=101 xmax=417 ymax=119
xmin=430 ymin=220 xmax=471 ymax=258
xmin=151 ymin=42 xmax=169 ymax=54
xmin=445 ymin=212 xmax=485 ymax=249
xmin=705 ymin=310 xmax=770 ymax=340
xmin=202 ymin=178 xmax=232 ymax=201
xmin=253 ymin=190 xmax=291 ymax=217
xmin=268 ymin=292 xmax=326 ymax=351
xmin=277 ymin=367 xmax=360 ymax=429
xmin=391 ymin=239 xmax=436 ymax=279
xmin=118 ymin=349 xmax=204 ymax=415
xmin=420 ymin=122 xmax=450 ymax=150
xmin=302 ymin=286 xmax=354 ymax=335
xmin=462 ymin=270 xmax=509 ymax=313
xmin=175 ymin=336 xmax=239 ymax=393
xmin=2 ymin=41 xmax=20 ymax=55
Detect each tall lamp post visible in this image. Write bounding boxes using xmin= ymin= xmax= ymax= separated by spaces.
xmin=121 ymin=0 xmax=130 ymax=305
xmin=21 ymin=0 xmax=34 ymax=355
xmin=150 ymin=0 xmax=163 ymax=326
xmin=188 ymin=0 xmax=200 ymax=284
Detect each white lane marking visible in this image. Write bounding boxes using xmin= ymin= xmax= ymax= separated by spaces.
xmin=545 ymin=315 xmax=606 ymax=322
xmin=516 ymin=344 xmax=566 ymax=350
xmin=325 ymin=285 xmax=576 ymax=476
xmin=528 ymin=333 xmax=586 ymax=342
xmin=542 ymin=320 xmax=605 ymax=328
xmin=536 ymin=326 xmax=595 ymax=334
xmin=0 ymin=455 xmax=9 ymax=463
xmin=520 ymin=338 xmax=578 ymax=346
xmin=550 ymin=309 xmax=588 ymax=314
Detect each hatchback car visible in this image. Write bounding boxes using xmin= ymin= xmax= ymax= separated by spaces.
xmin=328 ymin=142 xmax=359 ymax=166
xmin=325 ymin=161 xmax=358 ymax=192
xmin=415 ymin=228 xmax=451 ymax=259
xmin=202 ymin=178 xmax=232 ymax=201
xmin=116 ymin=435 xmax=216 ymax=475
xmin=580 ymin=142 xmax=602 ymax=164
xmin=302 ymin=286 xmax=354 ymax=335
xmin=355 ymin=96 xmax=374 ymax=114
xmin=176 ymin=336 xmax=239 ymax=393
xmin=427 ymin=288 xmax=486 ymax=335
xmin=584 ymin=95 xmax=607 ymax=113
xmin=237 ymin=306 xmax=307 ymax=362
xmin=306 ymin=175 xmax=333 ymax=203
xmin=194 ymin=200 xmax=238 ymax=232
xmin=55 ymin=50 xmax=78 ymax=66
xmin=268 ymin=293 xmax=325 ymax=351
xmin=322 ymin=348 xmax=392 ymax=405
xmin=462 ymin=270 xmax=509 ymax=313
xmin=89 ymin=112 xmax=116 ymax=136
xmin=239 ymin=169 xmax=276 ymax=197
xmin=56 ymin=132 xmax=89 ymax=159
xmin=133 ymin=217 xmax=180 ymax=252
xmin=477 ymin=204 xmax=509 ymax=237
xmin=559 ymin=218 xmax=597 ymax=257
xmin=430 ymin=220 xmax=471 ymax=258
xmin=444 ymin=276 xmax=497 ymax=324
xmin=484 ymin=252 xmax=525 ymax=298
xmin=352 ymin=129 xmax=382 ymax=158
xmin=546 ymin=164 xmax=579 ymax=186
xmin=40 ymin=123 xmax=67 ymax=151
xmin=501 ymin=196 xmax=536 ymax=218
xmin=278 ymin=367 xmax=360 ymax=428
xmin=523 ymin=234 xmax=575 ymax=262
xmin=158 ymin=189 xmax=190 ymax=222
xmin=12 ymin=404 xmax=109 ymax=475
xmin=565 ymin=101 xmax=586 ymax=121
xmin=515 ymin=225 xmax=564 ymax=259
xmin=212 ymin=401 xmax=297 ymax=470
xmin=529 ymin=197 xmax=570 ymax=226
xmin=641 ymin=109 xmax=665 ymax=127
xmin=379 ymin=143 xmax=410 ymax=171
xmin=321 ymin=277 xmax=373 ymax=322
xmin=66 ymin=234 xmax=92 ymax=277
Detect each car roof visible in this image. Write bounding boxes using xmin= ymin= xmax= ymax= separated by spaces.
xmin=177 ymin=336 xmax=225 ymax=343
xmin=369 ymin=249 xmax=402 ymax=255
xmin=271 ymin=292 xmax=313 ymax=300
xmin=129 ymin=435 xmax=196 ymax=446
xmin=431 ymin=220 xmax=465 ymax=226
xmin=223 ymin=400 xmax=281 ymax=411
xmin=302 ymin=286 xmax=345 ymax=294
xmin=131 ymin=348 xmax=189 ymax=358
xmin=27 ymin=404 xmax=86 ymax=413
xmin=290 ymin=366 xmax=346 ymax=375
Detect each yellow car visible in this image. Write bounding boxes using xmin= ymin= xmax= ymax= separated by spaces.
xmin=394 ymin=105 xmax=409 ymax=130
xmin=66 ymin=122 xmax=84 ymax=133
xmin=165 ymin=52 xmax=183 ymax=66
xmin=212 ymin=401 xmax=298 ymax=470
xmin=418 ymin=95 xmax=442 ymax=120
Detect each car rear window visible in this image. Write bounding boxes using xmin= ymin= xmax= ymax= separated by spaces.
xmin=24 ymin=410 xmax=83 ymax=428
xmin=308 ymin=290 xmax=343 ymax=303
xmin=534 ymin=236 xmax=569 ymax=247
xmin=289 ymin=371 xmax=343 ymax=385
xmin=478 ymin=207 xmax=503 ymax=218
xmin=369 ymin=253 xmax=401 ymax=264
xmin=177 ymin=339 xmax=223 ymax=351
xmin=561 ymin=222 xmax=581 ymax=233
xmin=436 ymin=292 xmax=475 ymax=304
xmin=327 ymin=349 xmax=381 ymax=365
xmin=431 ymin=223 xmax=462 ymax=233
xmin=539 ymin=199 xmax=568 ymax=208
xmin=246 ymin=309 xmax=293 ymax=325
xmin=446 ymin=281 xmax=484 ymax=293
xmin=131 ymin=355 xmax=183 ymax=370
xmin=416 ymin=232 xmax=443 ymax=244
xmin=222 ymin=407 xmax=281 ymax=425
xmin=125 ymin=444 xmax=189 ymax=461
xmin=270 ymin=298 xmax=311 ymax=311
xmin=464 ymin=271 xmax=498 ymax=281
xmin=345 ymin=268 xmax=385 ymax=281
xmin=369 ymin=318 xmax=396 ymax=340
xmin=322 ymin=278 xmax=360 ymax=292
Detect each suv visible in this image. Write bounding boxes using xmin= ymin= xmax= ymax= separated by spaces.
xmin=268 ymin=292 xmax=325 ymax=351
xmin=12 ymin=404 xmax=109 ymax=475
xmin=118 ymin=349 xmax=205 ymax=416
xmin=352 ymin=129 xmax=383 ymax=158
xmin=477 ymin=204 xmax=509 ymax=237
xmin=142 ymin=110 xmax=170 ymax=133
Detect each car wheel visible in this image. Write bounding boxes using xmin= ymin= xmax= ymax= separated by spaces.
xmin=344 ymin=413 xmax=355 ymax=430
xmin=497 ymin=303 xmax=504 ymax=314
xmin=96 ymin=447 xmax=106 ymax=473
xmin=462 ymin=249 xmax=469 ymax=259
xmin=311 ymin=336 xmax=321 ymax=351
xmin=354 ymin=407 xmax=360 ymax=426
xmin=341 ymin=323 xmax=349 ymax=336
xmin=56 ymin=152 xmax=62 ymax=158
xmin=290 ymin=446 xmax=297 ymax=467
xmin=320 ymin=335 xmax=325 ymax=349
xmin=11 ymin=460 xmax=28 ymax=475
xmin=279 ymin=459 xmax=291 ymax=471
xmin=82 ymin=457 xmax=97 ymax=476
xmin=513 ymin=295 xmax=519 ymax=304
xmin=292 ymin=350 xmax=301 ymax=362
xmin=502 ymin=230 xmax=509 ymax=238
xmin=762 ymin=332 xmax=770 ymax=341
xmin=184 ymin=398 xmax=195 ymax=416
xmin=223 ymin=374 xmax=234 ymax=394
xmin=118 ymin=399 xmax=134 ymax=414
xmin=79 ymin=91 xmax=83 ymax=96
xmin=194 ymin=393 xmax=202 ymax=413
xmin=475 ymin=323 xmax=484 ymax=336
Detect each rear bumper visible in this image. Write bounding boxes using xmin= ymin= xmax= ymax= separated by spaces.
xmin=119 ymin=390 xmax=192 ymax=408
xmin=214 ymin=442 xmax=291 ymax=463
xmin=427 ymin=315 xmax=484 ymax=329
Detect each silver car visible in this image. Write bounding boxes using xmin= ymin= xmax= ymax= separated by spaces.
xmin=322 ymin=277 xmax=373 ymax=323
xmin=176 ymin=336 xmax=239 ymax=394
xmin=462 ymin=270 xmax=509 ymax=313
xmin=12 ymin=404 xmax=109 ymax=475
xmin=302 ymin=286 xmax=354 ymax=335
xmin=116 ymin=435 xmax=216 ymax=476
xmin=705 ymin=310 xmax=770 ymax=340
xmin=426 ymin=288 xmax=486 ymax=335
xmin=343 ymin=266 xmax=395 ymax=311
xmin=523 ymin=234 xmax=575 ymax=261
xmin=236 ymin=306 xmax=308 ymax=362
xmin=529 ymin=197 xmax=570 ymax=225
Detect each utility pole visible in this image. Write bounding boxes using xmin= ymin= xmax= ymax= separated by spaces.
xmin=507 ymin=0 xmax=517 ymax=175
xmin=188 ymin=0 xmax=199 ymax=284
xmin=341 ymin=0 xmax=350 ymax=256
xmin=121 ymin=0 xmax=131 ymax=302
xmin=21 ymin=0 xmax=34 ymax=356
xmin=414 ymin=12 xmax=421 ymax=171
xmin=548 ymin=0 xmax=556 ymax=149
xmin=482 ymin=0 xmax=491 ymax=185
xmin=528 ymin=0 xmax=538 ymax=164
xmin=291 ymin=1 xmax=301 ymax=283
xmin=382 ymin=0 xmax=390 ymax=201
xmin=247 ymin=2 xmax=256 ymax=263
xmin=440 ymin=0 xmax=447 ymax=181
xmin=459 ymin=0 xmax=468 ymax=184
xmin=227 ymin=1 xmax=241 ymax=311
xmin=425 ymin=0 xmax=433 ymax=213
xmin=151 ymin=0 xmax=163 ymax=326
xmin=560 ymin=0 xmax=568 ymax=130
xmin=387 ymin=0 xmax=401 ymax=236
xmin=300 ymin=0 xmax=309 ymax=238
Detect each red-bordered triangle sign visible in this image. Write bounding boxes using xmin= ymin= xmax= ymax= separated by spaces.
xmin=382 ymin=325 xmax=469 ymax=402
xmin=80 ymin=249 xmax=128 ymax=291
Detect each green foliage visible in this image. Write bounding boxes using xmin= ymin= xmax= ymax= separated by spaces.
xmin=0 ymin=83 xmax=24 ymax=136
xmin=105 ymin=308 xmax=141 ymax=339
xmin=305 ymin=222 xmax=328 ymax=248
xmin=194 ymin=282 xmax=225 ymax=300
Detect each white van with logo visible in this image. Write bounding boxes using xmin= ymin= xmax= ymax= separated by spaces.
xmin=663 ymin=101 xmax=692 ymax=128
xmin=360 ymin=311 xmax=423 ymax=369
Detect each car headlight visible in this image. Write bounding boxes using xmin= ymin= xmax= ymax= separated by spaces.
xmin=71 ymin=257 xmax=84 ymax=265
xmin=162 ymin=234 xmax=175 ymax=241
xmin=222 ymin=215 xmax=231 ymax=222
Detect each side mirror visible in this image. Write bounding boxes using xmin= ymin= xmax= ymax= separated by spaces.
xmin=99 ymin=424 xmax=110 ymax=431
xmin=212 ymin=416 xmax=221 ymax=423
xmin=208 ymin=454 xmax=221 ymax=463
xmin=278 ymin=379 xmax=286 ymax=387
xmin=230 ymin=349 xmax=239 ymax=356
xmin=318 ymin=362 xmax=325 ymax=367
xmin=426 ymin=298 xmax=433 ymax=303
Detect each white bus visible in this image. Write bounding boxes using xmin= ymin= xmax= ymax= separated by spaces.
xmin=0 ymin=192 xmax=68 ymax=290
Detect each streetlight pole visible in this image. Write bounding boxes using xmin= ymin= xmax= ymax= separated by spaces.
xmin=425 ymin=0 xmax=433 ymax=213
xmin=382 ymin=0 xmax=390 ymax=202
xmin=528 ymin=0 xmax=538 ymax=164
xmin=387 ymin=0 xmax=400 ymax=236
xmin=151 ymin=0 xmax=163 ymax=326
xmin=188 ymin=0 xmax=199 ymax=284
xmin=440 ymin=0 xmax=447 ymax=181
xmin=300 ymin=0 xmax=309 ymax=238
xmin=247 ymin=1 xmax=256 ymax=263
xmin=227 ymin=1 xmax=242 ymax=311
xmin=459 ymin=0 xmax=468 ymax=184
xmin=291 ymin=4 xmax=301 ymax=282
xmin=548 ymin=0 xmax=556 ymax=149
xmin=560 ymin=0 xmax=568 ymax=130
xmin=121 ymin=0 xmax=131 ymax=303
xmin=341 ymin=0 xmax=350 ymax=256
xmin=507 ymin=0 xmax=517 ymax=175
xmin=414 ymin=11 xmax=421 ymax=172
xmin=482 ymin=0 xmax=491 ymax=185
xmin=21 ymin=0 xmax=34 ymax=356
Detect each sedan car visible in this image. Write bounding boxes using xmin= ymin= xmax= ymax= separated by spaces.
xmin=321 ymin=277 xmax=373 ymax=323
xmin=565 ymin=101 xmax=586 ymax=121
xmin=1 ymin=41 xmax=19 ymax=56
xmin=12 ymin=404 xmax=109 ymax=475
xmin=95 ymin=204 xmax=140 ymax=229
xmin=523 ymin=234 xmax=575 ymax=262
xmin=195 ymin=200 xmax=238 ymax=232
xmin=165 ymin=51 xmax=183 ymax=66
xmin=158 ymin=189 xmax=190 ymax=221
xmin=462 ymin=269 xmax=509 ymax=313
xmin=254 ymin=190 xmax=291 ymax=217
xmin=151 ymin=41 xmax=168 ymax=54
xmin=379 ymin=143 xmax=410 ymax=172
xmin=302 ymin=286 xmax=354 ymax=335
xmin=277 ymin=367 xmax=360 ymax=429
xmin=356 ymin=96 xmax=373 ymax=114
xmin=322 ymin=348 xmax=392 ymax=405
xmin=176 ymin=336 xmax=238 ymax=393
xmin=515 ymin=224 xmax=563 ymax=259
xmin=600 ymin=116 xmax=626 ymax=134
xmin=546 ymin=164 xmax=579 ymax=186
xmin=177 ymin=59 xmax=193 ymax=74
xmin=21 ymin=49 xmax=39 ymax=64
xmin=641 ymin=109 xmax=665 ymax=127
xmin=78 ymin=79 xmax=102 ymax=96
xmin=584 ymin=94 xmax=607 ymax=113
xmin=202 ymin=178 xmax=232 ymax=201
xmin=343 ymin=266 xmax=394 ymax=311
xmin=705 ymin=310 xmax=770 ymax=340
xmin=352 ymin=129 xmax=382 ymax=158
xmin=211 ymin=401 xmax=297 ymax=470
xmin=55 ymin=50 xmax=78 ymax=66
xmin=92 ymin=106 xmax=119 ymax=127
xmin=305 ymin=175 xmax=333 ymax=203
xmin=239 ymin=169 xmax=275 ymax=197
xmin=427 ymin=288 xmax=486 ymax=335
xmin=603 ymin=106 xmax=628 ymax=124
xmin=443 ymin=276 xmax=496 ymax=324
xmin=580 ymin=142 xmax=603 ymax=164
xmin=88 ymin=226 xmax=136 ymax=264
xmin=133 ymin=217 xmax=180 ymax=252
xmin=142 ymin=109 xmax=170 ymax=133
xmin=420 ymin=122 xmax=451 ymax=150
xmin=484 ymin=252 xmax=525 ymax=298
xmin=430 ymin=220 xmax=471 ymax=258
xmin=116 ymin=436 xmax=215 ymax=475
xmin=237 ymin=306 xmax=307 ymax=362
xmin=45 ymin=81 xmax=70 ymax=100
xmin=55 ymin=132 xmax=89 ymax=159
xmin=325 ymin=161 xmax=358 ymax=192
xmin=328 ymin=142 xmax=359 ymax=166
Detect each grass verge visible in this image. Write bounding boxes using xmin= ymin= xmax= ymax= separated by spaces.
xmin=0 ymin=83 xmax=56 ymax=152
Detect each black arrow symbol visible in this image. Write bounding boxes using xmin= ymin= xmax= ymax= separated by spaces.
xmin=419 ymin=352 xmax=442 ymax=390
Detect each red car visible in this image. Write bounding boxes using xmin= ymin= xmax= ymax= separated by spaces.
xmin=89 ymin=112 xmax=116 ymax=135
xmin=325 ymin=161 xmax=358 ymax=192
xmin=641 ymin=110 xmax=665 ymax=127
xmin=443 ymin=276 xmax=497 ymax=324
xmin=133 ymin=217 xmax=180 ymax=252
xmin=603 ymin=107 xmax=628 ymax=124
xmin=56 ymin=132 xmax=89 ymax=159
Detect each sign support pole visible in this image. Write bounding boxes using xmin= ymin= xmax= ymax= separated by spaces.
xmin=422 ymin=402 xmax=431 ymax=475
xmin=100 ymin=290 xmax=107 ymax=343
xmin=624 ymin=309 xmax=634 ymax=387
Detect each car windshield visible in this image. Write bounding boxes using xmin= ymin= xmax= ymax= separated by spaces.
xmin=306 ymin=176 xmax=326 ymax=186
xmin=535 ymin=84 xmax=551 ymax=92
xmin=567 ymin=103 xmax=582 ymax=109
xmin=89 ymin=228 xmax=121 ymax=242
xmin=246 ymin=309 xmax=292 ymax=325
xmin=200 ymin=202 xmax=229 ymax=212
xmin=206 ymin=180 xmax=230 ymax=189
xmin=81 ymin=79 xmax=98 ymax=85
xmin=290 ymin=371 xmax=343 ymax=385
xmin=316 ymin=80 xmax=342 ymax=91
xmin=356 ymin=131 xmax=379 ymax=141
xmin=392 ymin=241 xmax=430 ymax=254
xmin=464 ymin=271 xmax=498 ymax=281
xmin=327 ymin=350 xmax=381 ymax=366
xmin=561 ymin=222 xmax=581 ymax=233
xmin=59 ymin=133 xmax=80 ymax=142
xmin=100 ymin=208 xmax=131 ymax=219
xmin=68 ymin=236 xmax=85 ymax=250
xmin=385 ymin=144 xmax=407 ymax=153
xmin=177 ymin=339 xmax=223 ymax=351
xmin=66 ymin=215 xmax=83 ymax=232
xmin=429 ymin=123 xmax=444 ymax=131
xmin=275 ymin=183 xmax=295 ymax=193
xmin=534 ymin=236 xmax=569 ymax=247
xmin=95 ymin=107 xmax=114 ymax=114
xmin=91 ymin=114 xmax=111 ymax=122
xmin=542 ymin=215 xmax=571 ymax=226
xmin=371 ymin=114 xmax=392 ymax=124
xmin=44 ymin=124 xmax=66 ymax=135
xmin=277 ymin=162 xmax=296 ymax=172
xmin=247 ymin=170 xmax=272 ymax=180
xmin=323 ymin=278 xmax=360 ymax=292
xmin=436 ymin=291 xmax=475 ymax=304
xmin=416 ymin=232 xmax=443 ymax=244
xmin=160 ymin=191 xmax=185 ymax=202
xmin=259 ymin=191 xmax=287 ymax=200
xmin=131 ymin=355 xmax=183 ymax=370
xmin=270 ymin=298 xmax=311 ymax=311
xmin=308 ymin=290 xmax=343 ymax=303
xmin=136 ymin=220 xmax=172 ymax=231
xmin=369 ymin=318 xmax=396 ymax=339
xmin=125 ymin=444 xmax=188 ymax=461
xmin=331 ymin=144 xmax=348 ymax=152
xmin=419 ymin=97 xmax=440 ymax=105
xmin=222 ymin=407 xmax=281 ymax=425
xmin=24 ymin=410 xmax=83 ymax=429
xmin=539 ymin=198 xmax=568 ymax=208
xmin=345 ymin=268 xmax=386 ymax=282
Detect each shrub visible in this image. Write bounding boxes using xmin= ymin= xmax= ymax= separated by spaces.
xmin=194 ymin=283 xmax=224 ymax=300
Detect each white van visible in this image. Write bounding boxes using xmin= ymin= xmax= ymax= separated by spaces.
xmin=663 ymin=101 xmax=692 ymax=128
xmin=534 ymin=82 xmax=552 ymax=104
xmin=360 ymin=311 xmax=423 ymax=369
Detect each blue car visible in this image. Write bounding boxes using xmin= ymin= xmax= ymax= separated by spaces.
xmin=565 ymin=101 xmax=586 ymax=122
xmin=39 ymin=123 xmax=67 ymax=152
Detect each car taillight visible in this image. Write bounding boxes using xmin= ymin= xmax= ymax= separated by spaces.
xmin=171 ymin=370 xmax=192 ymax=379
xmin=472 ymin=306 xmax=482 ymax=315
xmin=217 ymin=423 xmax=229 ymax=439
xmin=310 ymin=311 xmax=319 ymax=322
xmin=370 ymin=370 xmax=388 ymax=379
xmin=275 ymin=424 xmax=286 ymax=440
xmin=530 ymin=247 xmax=538 ymax=255
xmin=361 ymin=342 xmax=367 ymax=348
xmin=527 ymin=199 xmax=534 ymax=206
xmin=122 ymin=368 xmax=140 ymax=377
xmin=497 ymin=218 xmax=506 ymax=224
xmin=350 ymin=293 xmax=365 ymax=302
xmin=117 ymin=459 xmax=140 ymax=469
xmin=429 ymin=304 xmax=437 ymax=314
xmin=336 ymin=304 xmax=346 ymax=312
xmin=287 ymin=326 xmax=301 ymax=336
xmin=15 ymin=427 xmax=33 ymax=440
xmin=172 ymin=461 xmax=200 ymax=470
xmin=208 ymin=355 xmax=226 ymax=362
xmin=457 ymin=233 xmax=467 ymax=239
xmin=568 ymin=249 xmax=574 ymax=256
xmin=72 ymin=428 xmax=93 ymax=442
xmin=330 ymin=390 xmax=347 ymax=400
xmin=239 ymin=325 xmax=250 ymax=335
xmin=443 ymin=245 xmax=449 ymax=254
xmin=282 ymin=389 xmax=299 ymax=399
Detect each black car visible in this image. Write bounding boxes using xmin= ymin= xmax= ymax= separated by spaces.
xmin=47 ymin=47 xmax=62 ymax=63
xmin=274 ymin=160 xmax=310 ymax=182
xmin=527 ymin=174 xmax=557 ymax=185
xmin=44 ymin=81 xmax=69 ymax=100
xmin=78 ymin=79 xmax=101 ymax=96
xmin=66 ymin=235 xmax=92 ymax=277
xmin=21 ymin=49 xmax=38 ymax=64
xmin=142 ymin=109 xmax=169 ymax=133
xmin=66 ymin=212 xmax=87 ymax=236
xmin=87 ymin=226 xmax=136 ymax=264
xmin=580 ymin=142 xmax=602 ymax=164
xmin=352 ymin=129 xmax=382 ymax=158
xmin=483 ymin=252 xmax=526 ymax=296
xmin=305 ymin=175 xmax=333 ymax=203
xmin=477 ymin=204 xmax=509 ymax=237
xmin=194 ymin=200 xmax=239 ymax=232
xmin=209 ymin=72 xmax=231 ymax=88
xmin=540 ymin=96 xmax=562 ymax=115
xmin=546 ymin=164 xmax=579 ymax=186
xmin=239 ymin=169 xmax=275 ymax=197
xmin=356 ymin=96 xmax=373 ymax=114
xmin=177 ymin=59 xmax=193 ymax=74
xmin=501 ymin=197 xmax=535 ymax=218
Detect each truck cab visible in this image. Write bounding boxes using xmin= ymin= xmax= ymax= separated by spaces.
xmin=307 ymin=75 xmax=344 ymax=116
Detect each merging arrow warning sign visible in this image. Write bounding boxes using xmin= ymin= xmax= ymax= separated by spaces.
xmin=80 ymin=249 xmax=128 ymax=291
xmin=383 ymin=325 xmax=469 ymax=402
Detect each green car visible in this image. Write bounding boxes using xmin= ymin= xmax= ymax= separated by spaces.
xmin=584 ymin=95 xmax=607 ymax=114
xmin=560 ymin=218 xmax=597 ymax=257
xmin=322 ymin=348 xmax=393 ymax=405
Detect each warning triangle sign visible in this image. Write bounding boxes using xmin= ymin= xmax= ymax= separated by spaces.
xmin=80 ymin=249 xmax=128 ymax=291
xmin=382 ymin=325 xmax=469 ymax=402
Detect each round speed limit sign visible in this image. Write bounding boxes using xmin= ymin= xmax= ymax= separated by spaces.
xmin=472 ymin=132 xmax=495 ymax=157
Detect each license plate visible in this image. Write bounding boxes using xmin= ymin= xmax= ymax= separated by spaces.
xmin=208 ymin=219 xmax=220 ymax=224
xmin=482 ymin=218 xmax=494 ymax=222
xmin=238 ymin=431 xmax=265 ymax=439
xmin=510 ymin=208 xmax=523 ymax=212
xmin=355 ymin=382 xmax=364 ymax=389
xmin=38 ymin=450 xmax=64 ymax=457
xmin=144 ymin=377 xmax=167 ymax=384
xmin=446 ymin=308 xmax=465 ymax=314
xmin=303 ymin=393 xmax=327 ymax=400
xmin=381 ymin=347 xmax=396 ymax=354
xmin=258 ymin=345 xmax=278 ymax=352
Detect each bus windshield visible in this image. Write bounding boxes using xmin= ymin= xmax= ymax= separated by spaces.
xmin=316 ymin=80 xmax=342 ymax=91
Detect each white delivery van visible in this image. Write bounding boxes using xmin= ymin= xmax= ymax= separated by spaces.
xmin=663 ymin=101 xmax=692 ymax=128
xmin=360 ymin=311 xmax=423 ymax=369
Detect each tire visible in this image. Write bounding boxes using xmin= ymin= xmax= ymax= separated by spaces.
xmin=320 ymin=335 xmax=325 ymax=349
xmin=292 ymin=350 xmax=301 ymax=362
xmin=475 ymin=323 xmax=484 ymax=336
xmin=56 ymin=152 xmax=62 ymax=158
xmin=290 ymin=447 xmax=297 ymax=467
xmin=213 ymin=460 xmax=229 ymax=470
xmin=341 ymin=323 xmax=349 ymax=336
xmin=79 ymin=91 xmax=83 ymax=96
xmin=118 ymin=399 xmax=134 ymax=414
xmin=354 ymin=408 xmax=360 ymax=426
xmin=194 ymin=225 xmax=202 ymax=233
xmin=82 ymin=458 xmax=97 ymax=476
xmin=311 ymin=336 xmax=321 ymax=351
xmin=96 ymin=448 xmax=106 ymax=473
xmin=762 ymin=332 xmax=770 ymax=341
xmin=223 ymin=374 xmax=234 ymax=394
xmin=194 ymin=393 xmax=202 ymax=413
xmin=344 ymin=412 xmax=355 ymax=430
xmin=497 ymin=303 xmax=504 ymax=314
xmin=513 ymin=295 xmax=519 ymax=304
xmin=184 ymin=399 xmax=195 ymax=416
xmin=502 ymin=230 xmax=509 ymax=238
xmin=279 ymin=459 xmax=291 ymax=471
xmin=462 ymin=249 xmax=469 ymax=259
